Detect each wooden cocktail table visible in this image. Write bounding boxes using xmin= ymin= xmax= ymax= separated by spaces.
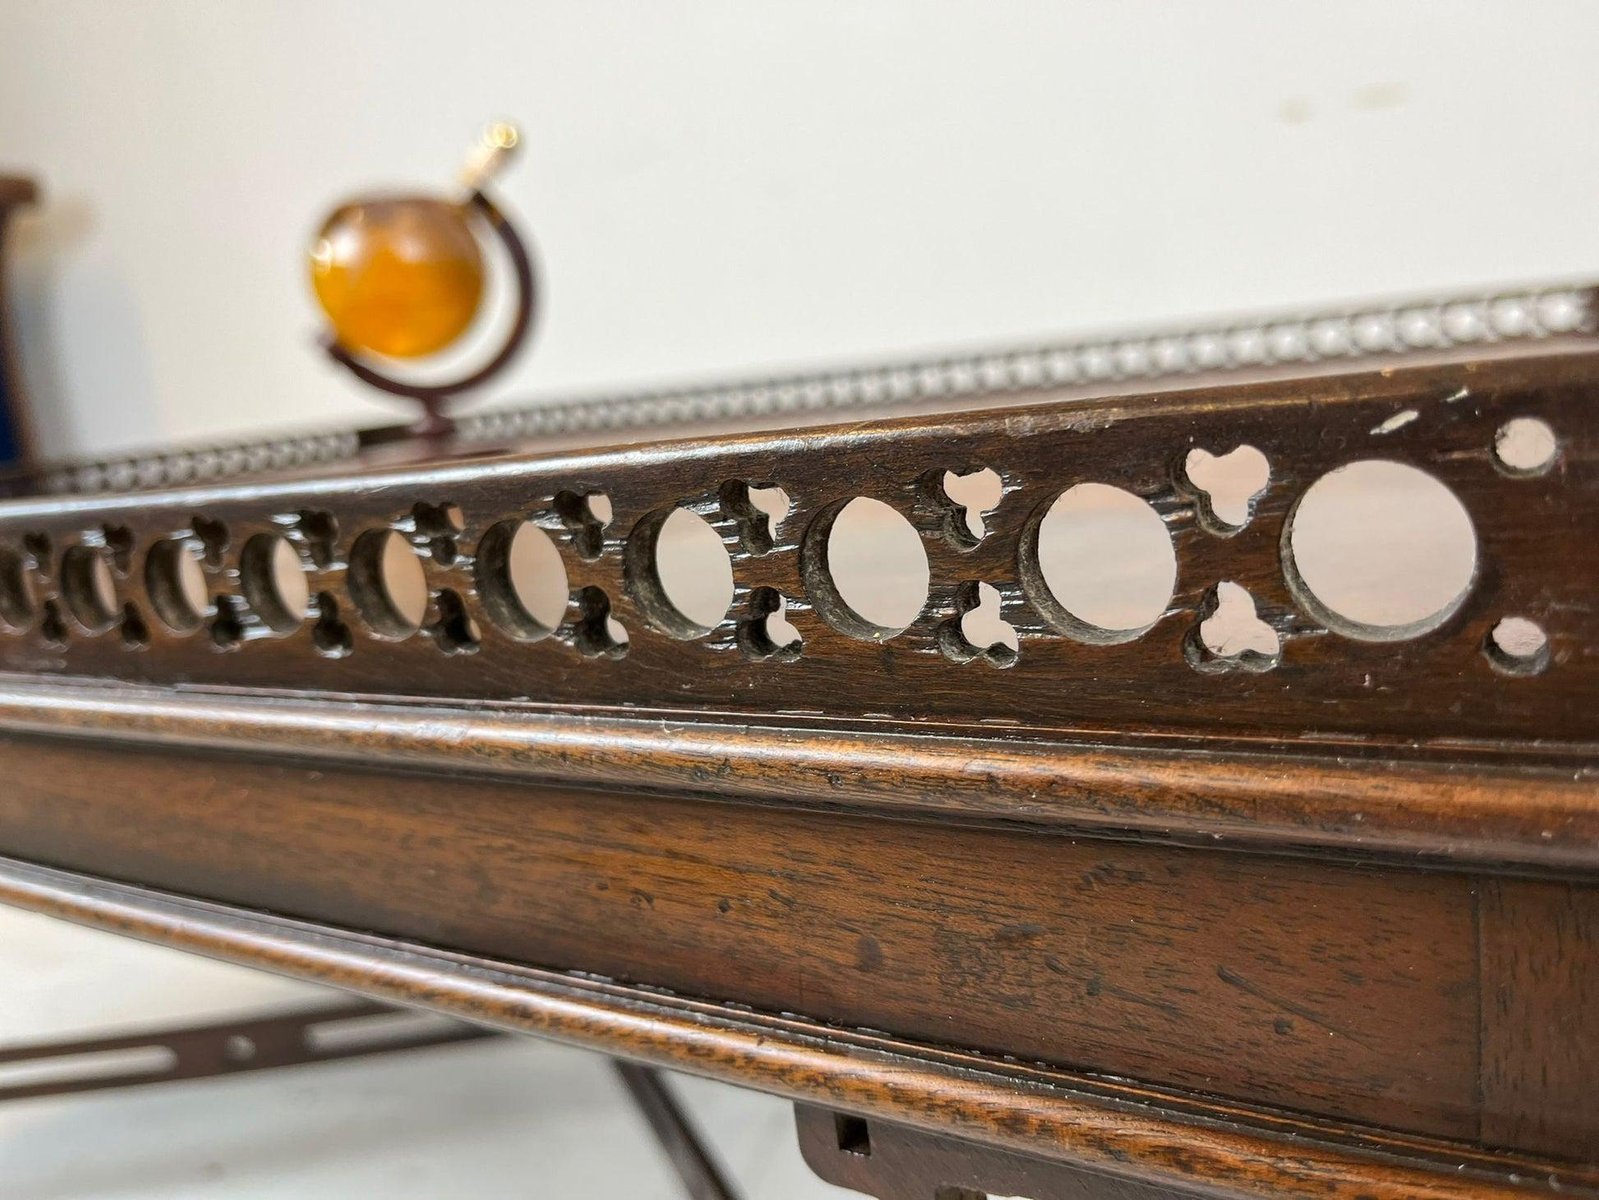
xmin=0 ymin=335 xmax=1593 ymax=1199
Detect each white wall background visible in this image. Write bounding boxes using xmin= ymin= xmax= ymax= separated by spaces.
xmin=2 ymin=1 xmax=1598 ymax=460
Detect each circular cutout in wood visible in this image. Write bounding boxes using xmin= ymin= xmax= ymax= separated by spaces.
xmin=1022 ymin=484 xmax=1175 ymax=643
xmin=1284 ymin=459 xmax=1476 ymax=641
xmin=0 ymin=546 xmax=38 ymax=632
xmin=1493 ymin=417 xmax=1558 ymax=477
xmin=801 ymin=497 xmax=929 ymax=640
xmin=146 ymin=537 xmax=211 ymax=633
xmin=240 ymin=533 xmax=310 ymax=634
xmin=477 ymin=520 xmax=569 ymax=640
xmin=348 ymin=529 xmax=429 ymax=638
xmin=626 ymin=507 xmax=734 ymax=639
xmin=1484 ymin=615 xmax=1550 ymax=676
xmin=61 ymin=544 xmax=119 ymax=634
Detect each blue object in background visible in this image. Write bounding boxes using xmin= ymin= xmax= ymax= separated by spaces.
xmin=0 ymin=176 xmax=37 ymax=473
xmin=0 ymin=373 xmax=22 ymax=469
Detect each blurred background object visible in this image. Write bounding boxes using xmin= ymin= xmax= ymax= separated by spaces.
xmin=0 ymin=176 xmax=39 ymax=473
xmin=4 ymin=1 xmax=1599 ymax=462
xmin=309 ymin=121 xmax=536 ymax=438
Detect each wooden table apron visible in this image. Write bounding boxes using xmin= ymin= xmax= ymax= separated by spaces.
xmin=0 ymin=352 xmax=1594 ymax=1198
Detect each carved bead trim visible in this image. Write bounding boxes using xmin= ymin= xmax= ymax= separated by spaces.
xmin=31 ymin=285 xmax=1596 ymax=497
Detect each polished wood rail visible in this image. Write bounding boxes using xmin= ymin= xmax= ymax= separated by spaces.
xmin=0 ymin=352 xmax=1593 ymax=1199
xmin=2 ymin=857 xmax=1593 ymax=1200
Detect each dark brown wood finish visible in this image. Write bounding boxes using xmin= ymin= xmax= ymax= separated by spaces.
xmin=0 ymin=354 xmax=1590 ymax=749
xmin=0 ymin=734 xmax=1585 ymax=1149
xmin=0 ymin=353 xmax=1593 ymax=1198
xmin=0 ymin=678 xmax=1591 ymax=872
xmin=2 ymin=854 xmax=1593 ymax=1200
xmin=795 ymin=1103 xmax=1183 ymax=1200
xmin=1479 ymin=880 xmax=1599 ymax=1159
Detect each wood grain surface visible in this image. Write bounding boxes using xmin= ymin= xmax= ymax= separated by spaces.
xmin=794 ymin=1103 xmax=1181 ymax=1200
xmin=0 ymin=852 xmax=1591 ymax=1200
xmin=0 ymin=734 xmax=1492 ymax=1138
xmin=1479 ymin=879 xmax=1599 ymax=1159
xmin=0 ymin=679 xmax=1592 ymax=872
xmin=0 ymin=351 xmax=1592 ymax=1196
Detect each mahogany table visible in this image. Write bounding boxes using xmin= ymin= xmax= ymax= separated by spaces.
xmin=0 ymin=292 xmax=1594 ymax=1198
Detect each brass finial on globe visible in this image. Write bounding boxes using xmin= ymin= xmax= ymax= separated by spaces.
xmin=305 ymin=122 xmax=535 ymax=438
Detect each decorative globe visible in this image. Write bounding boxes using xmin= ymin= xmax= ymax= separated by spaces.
xmin=309 ymin=196 xmax=485 ymax=360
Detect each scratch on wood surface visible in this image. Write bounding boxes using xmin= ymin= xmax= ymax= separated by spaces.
xmin=1216 ymin=965 xmax=1375 ymax=1049
xmin=1087 ymin=973 xmax=1185 ymax=1020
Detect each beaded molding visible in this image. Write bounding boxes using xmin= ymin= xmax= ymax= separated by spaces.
xmin=35 ymin=282 xmax=1597 ymax=497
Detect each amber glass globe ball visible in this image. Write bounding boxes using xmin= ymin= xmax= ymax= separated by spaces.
xmin=309 ymin=196 xmax=486 ymax=359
